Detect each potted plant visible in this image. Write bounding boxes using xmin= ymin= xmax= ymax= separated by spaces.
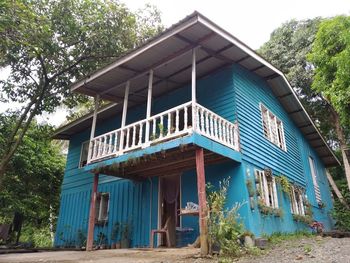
xmin=110 ymin=222 xmax=121 ymax=249
xmin=121 ymin=221 xmax=132 ymax=248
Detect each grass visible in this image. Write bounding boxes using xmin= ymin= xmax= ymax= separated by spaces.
xmin=264 ymin=231 xmax=314 ymax=245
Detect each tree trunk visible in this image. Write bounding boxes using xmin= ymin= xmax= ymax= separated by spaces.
xmin=332 ymin=109 xmax=350 ymax=192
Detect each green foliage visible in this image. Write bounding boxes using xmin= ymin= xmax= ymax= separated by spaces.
xmin=308 ymin=16 xmax=350 ymax=127
xmin=0 ymin=112 xmax=65 ymax=227
xmin=257 ymin=200 xmax=283 ymax=217
xmin=207 ymin=178 xmax=246 ymax=257
xmin=111 ymin=222 xmax=121 ymax=242
xmin=258 ymin=18 xmax=344 ymax=145
xmin=266 ymin=231 xmax=313 ymax=245
xmin=332 ymin=180 xmax=350 ymax=231
xmin=20 ymin=225 xmax=53 ymax=247
xmin=0 ymin=0 xmax=163 ymax=179
xmin=246 ymin=179 xmax=255 ymax=197
xmin=292 ymin=214 xmax=313 ymax=225
xmin=276 ymin=175 xmax=291 ymax=194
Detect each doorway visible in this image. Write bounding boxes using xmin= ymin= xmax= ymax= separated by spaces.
xmin=158 ymin=174 xmax=181 ymax=247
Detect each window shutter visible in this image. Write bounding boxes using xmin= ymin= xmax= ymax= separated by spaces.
xmin=308 ymin=156 xmax=321 ymax=203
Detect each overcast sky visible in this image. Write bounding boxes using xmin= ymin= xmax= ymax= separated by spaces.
xmin=1 ymin=0 xmax=349 ymax=126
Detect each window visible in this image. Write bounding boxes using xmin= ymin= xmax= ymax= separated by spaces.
xmin=290 ymin=186 xmax=305 ymax=215
xmin=308 ymin=156 xmax=321 ymax=203
xmin=260 ymin=104 xmax=286 ymax=151
xmin=95 ymin=193 xmax=110 ymax=224
xmin=79 ymin=141 xmax=89 ymax=168
xmin=255 ymin=169 xmax=279 ymax=208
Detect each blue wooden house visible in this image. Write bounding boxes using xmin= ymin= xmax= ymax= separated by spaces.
xmin=53 ymin=12 xmax=339 ymax=252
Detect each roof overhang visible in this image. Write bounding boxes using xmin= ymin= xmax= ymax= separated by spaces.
xmin=53 ymin=11 xmax=340 ymax=167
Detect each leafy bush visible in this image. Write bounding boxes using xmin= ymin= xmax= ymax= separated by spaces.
xmin=20 ymin=225 xmax=53 ymax=247
xmin=207 ymin=178 xmax=246 ymax=257
xmin=332 ymin=180 xmax=350 ymax=231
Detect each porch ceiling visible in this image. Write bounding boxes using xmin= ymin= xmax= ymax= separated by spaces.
xmin=54 ymin=11 xmax=340 ymax=168
xmin=87 ymin=144 xmax=232 ymax=181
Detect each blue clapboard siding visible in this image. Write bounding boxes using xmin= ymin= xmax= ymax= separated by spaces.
xmin=56 ymin=63 xmax=335 ymax=246
xmin=233 ymin=64 xmax=305 ymax=186
xmin=55 ymin=67 xmax=237 ymax=247
xmin=232 ymin=63 xmax=333 ymax=235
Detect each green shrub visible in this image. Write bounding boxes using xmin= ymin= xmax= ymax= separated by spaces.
xmin=332 ymin=180 xmax=350 ymax=231
xmin=207 ymin=178 xmax=246 ymax=257
xmin=20 ymin=225 xmax=53 ymax=247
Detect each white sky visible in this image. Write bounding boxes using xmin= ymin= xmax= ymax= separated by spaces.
xmin=1 ymin=0 xmax=349 ymax=127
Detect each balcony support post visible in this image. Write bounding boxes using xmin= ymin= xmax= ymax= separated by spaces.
xmin=121 ymin=81 xmax=130 ymax=127
xmin=87 ymin=95 xmax=100 ymax=163
xmin=195 ymin=148 xmax=208 ymax=255
xmin=191 ymin=49 xmax=197 ymax=131
xmin=119 ymin=82 xmax=130 ymax=153
xmin=86 ymin=173 xmax=99 ymax=251
xmin=145 ymin=69 xmax=153 ymax=144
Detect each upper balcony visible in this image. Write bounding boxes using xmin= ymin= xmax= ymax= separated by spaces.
xmin=87 ymin=101 xmax=239 ymax=165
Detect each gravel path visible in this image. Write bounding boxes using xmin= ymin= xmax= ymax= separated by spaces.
xmin=1 ymin=236 xmax=349 ymax=263
xmin=238 ymin=236 xmax=350 ymax=263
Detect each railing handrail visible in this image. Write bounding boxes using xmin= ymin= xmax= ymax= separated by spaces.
xmin=87 ymin=101 xmax=239 ymax=164
xmin=194 ymin=103 xmax=235 ymax=127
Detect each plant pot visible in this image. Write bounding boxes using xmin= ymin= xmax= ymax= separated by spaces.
xmin=111 ymin=243 xmax=116 ymax=249
xmin=115 ymin=242 xmax=121 ymax=249
xmin=121 ymin=239 xmax=130 ymax=248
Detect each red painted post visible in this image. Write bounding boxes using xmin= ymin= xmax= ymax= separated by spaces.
xmin=86 ymin=173 xmax=99 ymax=251
xmin=195 ymin=148 xmax=208 ymax=255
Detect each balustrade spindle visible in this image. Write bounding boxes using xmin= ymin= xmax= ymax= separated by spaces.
xmin=205 ymin=111 xmax=209 ymax=134
xmin=132 ymin=127 xmax=136 ymax=147
xmin=200 ymin=108 xmax=204 ymax=132
xmin=195 ymin=106 xmax=200 ymax=131
xmin=217 ymin=119 xmax=221 ymax=141
xmin=227 ymin=124 xmax=230 ymax=144
xmin=175 ymin=109 xmax=179 ymax=133
xmin=160 ymin=116 xmax=164 ymax=138
xmin=125 ymin=128 xmax=130 ymax=150
xmin=152 ymin=119 xmax=156 ymax=138
xmin=214 ymin=116 xmax=218 ymax=139
xmin=138 ymin=123 xmax=143 ymax=146
xmin=113 ymin=132 xmax=118 ymax=152
xmin=184 ymin=106 xmax=188 ymax=129
xmin=222 ymin=123 xmax=226 ymax=143
xmin=210 ymin=113 xmax=214 ymax=137
xmin=167 ymin=113 xmax=171 ymax=135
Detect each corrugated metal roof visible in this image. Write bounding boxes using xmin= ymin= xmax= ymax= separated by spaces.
xmin=53 ymin=11 xmax=340 ymax=167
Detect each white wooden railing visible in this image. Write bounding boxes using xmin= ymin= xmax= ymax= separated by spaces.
xmin=87 ymin=102 xmax=239 ymax=164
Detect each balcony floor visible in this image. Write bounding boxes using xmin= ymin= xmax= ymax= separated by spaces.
xmin=83 ymin=133 xmax=241 ymax=181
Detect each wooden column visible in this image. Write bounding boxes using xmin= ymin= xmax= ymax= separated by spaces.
xmin=119 ymin=82 xmax=130 ymax=153
xmin=87 ymin=95 xmax=99 ymax=163
xmin=191 ymin=48 xmax=196 ymax=103
xmin=121 ymin=81 xmax=130 ymax=127
xmin=145 ymin=70 xmax=153 ymax=144
xmin=86 ymin=173 xmax=99 ymax=251
xmin=195 ymin=148 xmax=208 ymax=255
xmin=191 ymin=49 xmax=197 ymax=131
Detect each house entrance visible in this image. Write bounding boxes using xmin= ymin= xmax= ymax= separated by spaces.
xmin=158 ymin=174 xmax=181 ymax=247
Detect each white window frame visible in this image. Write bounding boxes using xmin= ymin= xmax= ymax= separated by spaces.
xmin=95 ymin=192 xmax=110 ymax=224
xmin=79 ymin=141 xmax=90 ymax=168
xmin=308 ymin=156 xmax=322 ymax=203
xmin=255 ymin=169 xmax=279 ymax=209
xmin=290 ymin=185 xmax=305 ymax=216
xmin=260 ymin=104 xmax=286 ymax=151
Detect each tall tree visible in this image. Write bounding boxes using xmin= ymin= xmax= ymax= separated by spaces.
xmin=0 ymin=0 xmax=163 ymax=183
xmin=258 ymin=18 xmax=350 ymax=192
xmin=308 ymin=16 xmax=350 ymax=191
xmin=0 ymin=112 xmax=65 ymax=227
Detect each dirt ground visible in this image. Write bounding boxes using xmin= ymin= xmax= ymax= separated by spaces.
xmin=1 ymin=237 xmax=350 ymax=263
